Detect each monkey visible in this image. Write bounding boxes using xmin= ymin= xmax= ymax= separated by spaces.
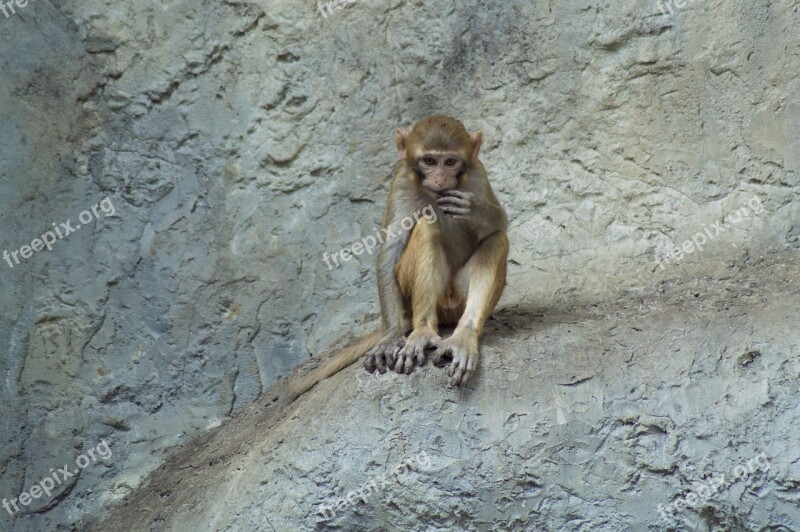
xmin=362 ymin=115 xmax=509 ymax=387
xmin=283 ymin=115 xmax=507 ymax=404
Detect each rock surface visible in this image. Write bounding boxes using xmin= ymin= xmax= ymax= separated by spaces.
xmin=97 ymin=252 xmax=800 ymax=530
xmin=0 ymin=0 xmax=798 ymax=530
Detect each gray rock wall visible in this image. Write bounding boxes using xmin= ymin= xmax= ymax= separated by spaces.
xmin=0 ymin=0 xmax=797 ymax=530
xmin=96 ymin=254 xmax=800 ymax=531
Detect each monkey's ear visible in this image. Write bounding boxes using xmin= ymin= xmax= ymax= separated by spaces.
xmin=395 ymin=129 xmax=409 ymax=159
xmin=470 ymin=131 xmax=483 ymax=162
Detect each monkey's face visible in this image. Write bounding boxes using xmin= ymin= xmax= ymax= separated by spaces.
xmin=414 ymin=152 xmax=464 ymax=193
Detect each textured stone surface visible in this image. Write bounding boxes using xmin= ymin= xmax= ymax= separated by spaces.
xmin=97 ymin=253 xmax=800 ymax=531
xmin=0 ymin=0 xmax=798 ymax=530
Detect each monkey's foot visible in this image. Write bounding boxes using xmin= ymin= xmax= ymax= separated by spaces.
xmin=394 ymin=329 xmax=440 ymax=374
xmin=432 ymin=332 xmax=479 ymax=387
xmin=363 ymin=336 xmax=405 ymax=374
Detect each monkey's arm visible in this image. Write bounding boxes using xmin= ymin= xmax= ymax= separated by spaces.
xmin=376 ymin=223 xmax=408 ymax=335
xmin=363 ymin=178 xmax=415 ymax=373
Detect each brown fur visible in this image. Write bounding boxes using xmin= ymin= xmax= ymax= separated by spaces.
xmin=284 ymin=116 xmax=508 ymax=399
xmin=402 ymin=115 xmax=474 ymax=163
xmin=365 ymin=115 xmax=509 ymax=386
xmin=286 ymin=330 xmax=383 ymax=401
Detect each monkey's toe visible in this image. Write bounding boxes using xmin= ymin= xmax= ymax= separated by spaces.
xmin=365 ymin=338 xmax=405 ymax=374
xmin=363 ymin=355 xmax=377 ymax=373
xmin=385 ymin=344 xmax=402 ymax=371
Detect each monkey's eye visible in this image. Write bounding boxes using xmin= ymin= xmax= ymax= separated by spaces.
xmin=423 ymin=158 xmax=436 ymax=166
xmin=445 ymin=158 xmax=458 ymax=166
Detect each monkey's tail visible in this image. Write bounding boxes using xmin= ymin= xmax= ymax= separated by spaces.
xmin=287 ymin=330 xmax=382 ymax=402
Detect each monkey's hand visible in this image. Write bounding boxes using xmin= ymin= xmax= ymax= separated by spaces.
xmin=394 ymin=327 xmax=440 ymax=374
xmin=436 ymin=190 xmax=473 ymax=218
xmin=432 ymin=332 xmax=479 ymax=387
xmin=363 ymin=334 xmax=405 ymax=374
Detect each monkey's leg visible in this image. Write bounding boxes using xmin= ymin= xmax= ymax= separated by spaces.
xmin=394 ymin=220 xmax=450 ymax=374
xmin=433 ymin=231 xmax=509 ymax=387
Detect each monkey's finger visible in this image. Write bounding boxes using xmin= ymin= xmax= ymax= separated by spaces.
xmin=438 ymin=201 xmax=467 ymax=209
xmin=437 ymin=201 xmax=470 ymax=212
xmin=452 ymin=368 xmax=470 ymax=387
xmin=393 ymin=352 xmax=404 ymax=373
xmin=386 ymin=345 xmax=400 ymax=370
xmin=436 ymin=194 xmax=467 ymax=202
xmin=458 ymin=355 xmax=471 ymax=384
xmin=450 ymin=358 xmax=467 ymax=386
xmin=440 ymin=190 xmax=469 ymax=199
xmin=403 ymin=353 xmax=415 ymax=374
xmin=364 ymin=355 xmax=376 ymax=373
xmin=441 ymin=207 xmax=470 ymax=216
xmin=414 ymin=344 xmax=426 ymax=366
xmin=449 ymin=353 xmax=465 ymax=378
xmin=459 ymin=363 xmax=475 ymax=387
xmin=438 ymin=203 xmax=470 ymax=212
xmin=453 ymin=355 xmax=471 ymax=386
xmin=395 ymin=353 xmax=407 ymax=374
xmin=437 ymin=196 xmax=469 ymax=207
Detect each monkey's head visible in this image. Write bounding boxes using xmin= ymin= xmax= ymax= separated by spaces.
xmin=395 ymin=115 xmax=482 ymax=194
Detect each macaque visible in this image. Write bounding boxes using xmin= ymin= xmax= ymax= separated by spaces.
xmin=288 ymin=116 xmax=507 ymax=401
xmin=362 ymin=115 xmax=509 ymax=387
